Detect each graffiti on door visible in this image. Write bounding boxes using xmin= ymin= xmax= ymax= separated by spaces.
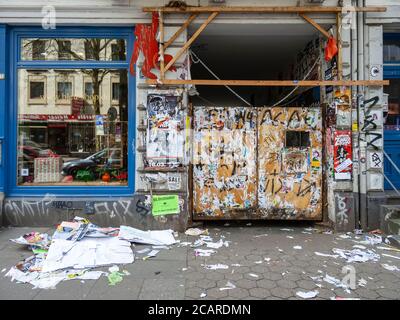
xmin=258 ymin=107 xmax=322 ymax=219
xmin=193 ymin=106 xmax=323 ymax=220
xmin=193 ymin=107 xmax=257 ymax=217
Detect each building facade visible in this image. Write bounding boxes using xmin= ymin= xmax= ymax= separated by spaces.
xmin=0 ymin=0 xmax=399 ymax=232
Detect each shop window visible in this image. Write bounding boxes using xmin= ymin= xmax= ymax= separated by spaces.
xmin=58 ymin=40 xmax=72 ymax=60
xmin=21 ymin=38 xmax=127 ymax=61
xmin=384 ymin=79 xmax=400 ymax=129
xmin=18 ymin=67 xmax=129 ymax=186
xmin=32 ymin=40 xmax=46 ymax=60
xmin=285 ymin=131 xmax=310 ymax=148
xmin=384 ymin=39 xmax=400 ymax=63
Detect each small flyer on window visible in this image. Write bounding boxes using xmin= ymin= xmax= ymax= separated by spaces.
xmin=95 ymin=115 xmax=105 ymax=136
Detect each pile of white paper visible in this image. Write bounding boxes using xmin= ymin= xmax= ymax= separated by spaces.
xmin=42 ymin=237 xmax=134 ymax=273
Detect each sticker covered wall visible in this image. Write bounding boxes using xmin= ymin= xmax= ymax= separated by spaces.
xmin=193 ymin=107 xmax=257 ymax=218
xmin=192 ymin=106 xmax=323 ymax=220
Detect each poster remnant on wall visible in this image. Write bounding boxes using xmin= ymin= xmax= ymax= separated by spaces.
xmin=334 ymin=130 xmax=352 ymax=180
xmin=192 ymin=107 xmax=257 ymax=218
xmin=258 ymin=107 xmax=323 ymax=220
xmin=146 ymin=93 xmax=184 ymax=168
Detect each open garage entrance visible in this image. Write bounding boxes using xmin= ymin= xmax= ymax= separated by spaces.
xmin=189 ymin=22 xmax=327 ymax=221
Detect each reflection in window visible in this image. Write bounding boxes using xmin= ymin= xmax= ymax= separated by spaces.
xmin=30 ymin=82 xmax=45 ymax=99
xmin=84 ymin=41 xmax=95 ymax=60
xmin=384 ymin=39 xmax=400 ymax=63
xmin=112 ymin=82 xmax=120 ymax=102
xmin=32 ymin=40 xmax=46 ymax=60
xmin=57 ymin=81 xmax=73 ymax=101
xmin=384 ymin=79 xmax=400 ymax=129
xmin=58 ymin=40 xmax=71 ymax=60
xmin=21 ymin=38 xmax=127 ymax=61
xmin=18 ymin=68 xmax=128 ymax=186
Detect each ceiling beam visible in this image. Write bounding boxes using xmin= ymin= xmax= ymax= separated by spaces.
xmin=143 ymin=6 xmax=386 ymax=13
xmin=146 ymin=79 xmax=389 ymax=87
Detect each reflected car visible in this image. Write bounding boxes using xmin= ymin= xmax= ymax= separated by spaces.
xmin=62 ymin=148 xmax=121 ymax=177
xmin=18 ymin=144 xmax=57 ymax=161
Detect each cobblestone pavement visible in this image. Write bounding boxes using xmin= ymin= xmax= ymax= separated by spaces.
xmin=0 ymin=223 xmax=400 ymax=300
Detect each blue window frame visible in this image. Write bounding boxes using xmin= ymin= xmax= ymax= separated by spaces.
xmin=384 ymin=33 xmax=400 ymax=190
xmin=7 ymin=27 xmax=135 ymax=197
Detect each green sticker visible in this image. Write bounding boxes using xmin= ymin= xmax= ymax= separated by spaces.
xmin=152 ymin=195 xmax=179 ymax=216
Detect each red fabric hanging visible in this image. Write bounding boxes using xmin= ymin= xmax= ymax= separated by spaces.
xmin=325 ymin=36 xmax=338 ymax=62
xmin=129 ymin=12 xmax=176 ymax=79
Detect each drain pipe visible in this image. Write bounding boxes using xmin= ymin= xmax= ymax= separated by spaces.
xmin=357 ymin=0 xmax=367 ymax=230
xmin=351 ymin=0 xmax=359 ymax=228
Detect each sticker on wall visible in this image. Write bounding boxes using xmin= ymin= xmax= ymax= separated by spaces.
xmin=334 ymin=130 xmax=352 ymax=180
xmin=95 ymin=115 xmax=105 ymax=136
xmin=336 ymin=104 xmax=351 ymax=128
xmin=367 ymin=150 xmax=383 ymax=170
xmin=152 ymin=195 xmax=180 ymax=216
xmin=283 ymin=151 xmax=308 ymax=173
xmin=167 ymin=173 xmax=181 ymax=190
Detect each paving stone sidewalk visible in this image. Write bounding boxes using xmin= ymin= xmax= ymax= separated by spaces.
xmin=0 ymin=222 xmax=399 ymax=300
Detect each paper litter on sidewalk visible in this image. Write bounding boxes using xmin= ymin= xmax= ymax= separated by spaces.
xmin=296 ymin=290 xmax=319 ymax=299
xmin=194 ymin=249 xmax=216 ymax=257
xmin=315 ymin=252 xmax=339 ymax=258
xmin=219 ymin=281 xmax=236 ymax=291
xmin=332 ymin=248 xmax=380 ymax=263
xmin=202 ymin=264 xmax=229 ymax=270
xmin=10 ymin=232 xmax=51 ymax=249
xmin=143 ymin=250 xmax=159 ymax=260
xmin=184 ymin=228 xmax=208 ymax=236
xmin=119 ymin=225 xmax=176 ymax=246
xmin=381 ymin=264 xmax=400 ymax=271
xmin=42 ymin=237 xmax=134 ymax=273
xmin=382 ymin=253 xmax=400 ymax=260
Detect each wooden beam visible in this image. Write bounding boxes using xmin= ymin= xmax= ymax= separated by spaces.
xmin=143 ymin=6 xmax=386 ymax=13
xmin=164 ymin=13 xmax=198 ymax=50
xmin=300 ymin=13 xmax=330 ymax=39
xmin=146 ymin=79 xmax=389 ymax=87
xmin=164 ymin=11 xmax=218 ymax=73
xmin=159 ymin=11 xmax=165 ymax=80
